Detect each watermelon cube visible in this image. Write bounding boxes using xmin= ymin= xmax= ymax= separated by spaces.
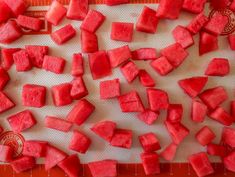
xmin=205 ymin=58 xmax=230 ymax=77
xmin=88 ymin=160 xmax=117 ymax=177
xmin=231 ymin=101 xmax=235 ymax=119
xmin=91 ymin=120 xmax=117 ymax=142
xmin=178 ymin=76 xmax=208 ymax=98
xmin=11 ymin=156 xmax=36 ymax=173
xmin=1 ymin=48 xmax=21 ymax=70
xmin=17 ymin=15 xmax=43 ymax=31
xmin=141 ymin=152 xmax=160 ymax=175
xmin=111 ymin=22 xmax=134 ymax=42
xmin=58 ymin=154 xmax=81 ymax=177
xmin=105 ymin=0 xmax=129 ymax=6
xmin=13 ymin=50 xmax=32 ymax=71
xmin=70 ymin=77 xmax=88 ymax=100
xmin=51 ymin=24 xmax=76 ymax=45
xmin=23 ymin=140 xmax=48 ymax=158
xmin=195 ymin=126 xmax=216 ymax=146
xmin=160 ymin=143 xmax=178 ymax=161
xmin=209 ymin=107 xmax=233 ymax=126
xmin=42 ymin=55 xmax=66 ymax=74
xmin=66 ymin=0 xmax=88 ymax=20
xmin=45 ymin=0 xmax=67 ymax=26
xmin=132 ymin=48 xmax=157 ymax=60
xmin=199 ymin=32 xmax=218 ymax=56
xmin=137 ymin=109 xmax=159 ymax=125
xmin=22 ymin=84 xmax=46 ymax=108
xmin=207 ymin=143 xmax=226 ymax=157
xmin=88 ymin=51 xmax=112 ymax=80
xmin=187 ymin=13 xmax=208 ymax=34
xmin=7 ymin=110 xmax=37 ymax=133
xmin=191 ymin=100 xmax=208 ymax=123
xmin=69 ymin=130 xmax=91 ymax=154
xmin=45 ymin=116 xmax=72 ymax=132
xmin=52 ymin=83 xmax=72 ymax=106
xmin=4 ymin=0 xmax=28 ymax=17
xmin=228 ymin=34 xmax=235 ymax=50
xmin=210 ymin=0 xmax=230 ymax=10
xmin=172 ymin=25 xmax=194 ymax=48
xmin=0 ymin=145 xmax=13 ymax=162
xmin=147 ymin=88 xmax=169 ymax=111
xmin=139 ymin=132 xmax=161 ymax=152
xmin=224 ymin=151 xmax=235 ymax=172
xmin=120 ymin=61 xmax=139 ymax=83
xmin=0 ymin=91 xmax=15 ymax=113
xmin=0 ymin=21 xmax=22 ymax=44
xmin=0 ymin=1 xmax=12 ymax=24
xmin=71 ymin=53 xmax=84 ymax=77
xmin=166 ymin=104 xmax=183 ymax=123
xmin=100 ymin=78 xmax=120 ymax=99
xmin=0 ymin=67 xmax=10 ymax=90
xmin=66 ymin=99 xmax=95 ymax=126
xmin=107 ymin=45 xmax=131 ymax=68
xmin=222 ymin=127 xmax=235 ymax=148
xmin=110 ymin=129 xmax=132 ymax=149
xmin=188 ymin=152 xmax=214 ymax=177
xmin=81 ymin=30 xmax=98 ymax=53
xmin=199 ymin=86 xmax=228 ymax=110
xmin=136 ymin=6 xmax=159 ymax=34
xmin=80 ymin=10 xmax=105 ymax=33
xmin=182 ymin=0 xmax=206 ymax=14
xmin=150 ymin=56 xmax=174 ymax=76
xmin=118 ymin=91 xmax=144 ymax=112
xmin=139 ymin=70 xmax=155 ymax=87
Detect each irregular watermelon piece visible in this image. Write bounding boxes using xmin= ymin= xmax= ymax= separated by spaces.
xmin=210 ymin=0 xmax=230 ymax=10
xmin=13 ymin=50 xmax=32 ymax=71
xmin=100 ymin=78 xmax=120 ymax=99
xmin=4 ymin=0 xmax=28 ymax=17
xmin=22 ymin=84 xmax=46 ymax=108
xmin=71 ymin=53 xmax=84 ymax=77
xmin=207 ymin=143 xmax=226 ymax=157
xmin=191 ymin=100 xmax=208 ymax=123
xmin=69 ymin=130 xmax=91 ymax=154
xmin=0 ymin=125 xmax=3 ymax=134
xmin=110 ymin=129 xmax=132 ymax=149
xmin=205 ymin=58 xmax=230 ymax=77
xmin=52 ymin=83 xmax=72 ymax=106
xmin=66 ymin=99 xmax=95 ymax=126
xmin=182 ymin=0 xmax=206 ymax=14
xmin=88 ymin=160 xmax=117 ymax=177
xmin=91 ymin=120 xmax=117 ymax=142
xmin=187 ymin=13 xmax=208 ymax=34
xmin=178 ymin=76 xmax=208 ymax=98
xmin=80 ymin=9 xmax=105 ymax=33
xmin=0 ymin=1 xmax=12 ymax=24
xmin=23 ymin=140 xmax=48 ymax=158
xmin=139 ymin=132 xmax=161 ymax=152
xmin=111 ymin=22 xmax=134 ymax=42
xmin=209 ymin=107 xmax=233 ymax=126
xmin=1 ymin=48 xmax=21 ymax=70
xmin=172 ymin=25 xmax=194 ymax=48
xmin=160 ymin=143 xmax=177 ymax=161
xmin=136 ymin=6 xmax=159 ymax=34
xmin=81 ymin=30 xmax=98 ymax=53
xmin=11 ymin=156 xmax=36 ymax=173
xmin=195 ymin=126 xmax=216 ymax=146
xmin=222 ymin=127 xmax=235 ymax=148
xmin=0 ymin=67 xmax=9 ymax=90
xmin=147 ymin=88 xmax=169 ymax=111
xmin=120 ymin=61 xmax=139 ymax=83
xmin=224 ymin=151 xmax=235 ymax=172
xmin=66 ymin=0 xmax=88 ymax=20
xmin=70 ymin=77 xmax=88 ymax=100
xmin=132 ymin=48 xmax=157 ymax=60
xmin=105 ymin=0 xmax=129 ymax=6
xmin=107 ymin=45 xmax=131 ymax=68
xmin=228 ymin=34 xmax=235 ymax=50
xmin=0 ymin=21 xmax=22 ymax=44
xmin=118 ymin=90 xmax=144 ymax=112
xmin=231 ymin=101 xmax=235 ymax=119
xmin=139 ymin=70 xmax=155 ymax=87
xmin=199 ymin=31 xmax=218 ymax=56
xmin=0 ymin=145 xmax=13 ymax=162
xmin=141 ymin=152 xmax=160 ymax=175
xmin=45 ymin=116 xmax=72 ymax=132
xmin=166 ymin=104 xmax=183 ymax=123
xmin=42 ymin=55 xmax=66 ymax=74
xmin=0 ymin=91 xmax=15 ymax=113
xmin=230 ymin=0 xmax=235 ymax=11
xmin=17 ymin=15 xmax=43 ymax=31
xmin=150 ymin=56 xmax=174 ymax=76
xmin=137 ymin=109 xmax=159 ymax=125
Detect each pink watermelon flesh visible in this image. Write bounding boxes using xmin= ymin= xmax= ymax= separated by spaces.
xmin=222 ymin=127 xmax=235 ymax=148
xmin=195 ymin=126 xmax=216 ymax=146
xmin=191 ymin=100 xmax=208 ymax=123
xmin=187 ymin=13 xmax=208 ymax=34
xmin=0 ymin=91 xmax=15 ymax=113
xmin=111 ymin=22 xmax=134 ymax=42
xmin=199 ymin=31 xmax=218 ymax=56
xmin=100 ymin=78 xmax=120 ymax=99
xmin=205 ymin=58 xmax=230 ymax=77
xmin=172 ymin=25 xmax=194 ymax=48
xmin=81 ymin=30 xmax=98 ymax=53
xmin=4 ymin=0 xmax=28 ymax=17
xmin=0 ymin=145 xmax=13 ymax=162
xmin=10 ymin=156 xmax=36 ymax=173
xmin=224 ymin=151 xmax=235 ymax=172
xmin=17 ymin=15 xmax=43 ymax=31
xmin=88 ymin=160 xmax=117 ymax=177
xmin=0 ymin=67 xmax=10 ymax=90
xmin=137 ymin=109 xmax=159 ymax=125
xmin=52 ymin=83 xmax=72 ymax=106
xmin=71 ymin=53 xmax=84 ymax=77
xmin=70 ymin=77 xmax=88 ymax=100
xmin=120 ymin=61 xmax=139 ymax=83
xmin=166 ymin=104 xmax=183 ymax=123
xmin=228 ymin=34 xmax=235 ymax=50
xmin=151 ymin=56 xmax=174 ymax=76
xmin=209 ymin=107 xmax=233 ymax=126
xmin=141 ymin=152 xmax=160 ymax=175
xmin=110 ymin=129 xmax=133 ymax=149
xmin=105 ymin=0 xmax=129 ymax=6
xmin=207 ymin=143 xmax=226 ymax=157
xmin=45 ymin=116 xmax=72 ymax=132
xmin=132 ymin=48 xmax=157 ymax=60
xmin=0 ymin=21 xmax=22 ymax=44
xmin=147 ymin=88 xmax=169 ymax=111
xmin=1 ymin=48 xmax=21 ymax=70
xmin=139 ymin=69 xmax=155 ymax=87
xmin=66 ymin=0 xmax=88 ymax=20
xmin=42 ymin=55 xmax=66 ymax=74
xmin=23 ymin=140 xmax=48 ymax=158
xmin=139 ymin=132 xmax=161 ymax=152
xmin=13 ymin=50 xmax=32 ymax=71
xmin=0 ymin=1 xmax=12 ymax=23
xmin=160 ymin=143 xmax=178 ymax=161
xmin=182 ymin=0 xmax=206 ymax=14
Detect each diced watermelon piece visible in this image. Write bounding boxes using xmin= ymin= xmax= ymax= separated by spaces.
xmin=136 ymin=6 xmax=159 ymax=34
xmin=45 ymin=144 xmax=67 ymax=170
xmin=100 ymin=78 xmax=120 ymax=99
xmin=0 ymin=91 xmax=15 ymax=113
xmin=66 ymin=99 xmax=95 ymax=126
xmin=88 ymin=160 xmax=117 ymax=177
xmin=81 ymin=30 xmax=98 ymax=53
xmin=45 ymin=0 xmax=67 ymax=26
xmin=120 ymin=61 xmax=139 ymax=83
xmin=66 ymin=0 xmax=88 ymax=20
xmin=139 ymin=132 xmax=161 ymax=152
xmin=0 ymin=125 xmax=3 ymax=134
xmin=139 ymin=70 xmax=155 ymax=87
xmin=191 ymin=100 xmax=207 ymax=123
xmin=80 ymin=9 xmax=105 ymax=33
xmin=199 ymin=31 xmax=218 ymax=56
xmin=231 ymin=101 xmax=235 ymax=119
xmin=51 ymin=24 xmax=76 ymax=45
xmin=107 ymin=45 xmax=131 ymax=68
xmin=147 ymin=88 xmax=169 ymax=111
xmin=0 ymin=145 xmax=13 ymax=162
xmin=0 ymin=1 xmax=12 ymax=24
xmin=230 ymin=0 xmax=235 ymax=11
xmin=137 ymin=109 xmax=159 ymax=125
xmin=88 ymin=51 xmax=112 ymax=80
xmin=160 ymin=143 xmax=178 ymax=161
xmin=0 ymin=21 xmax=22 ymax=44
xmin=156 ymin=0 xmax=183 ymax=19
xmin=45 ymin=116 xmax=72 ymax=132
xmin=182 ymin=0 xmax=206 ymax=14
xmin=118 ymin=91 xmax=144 ymax=112
xmin=17 ymin=15 xmax=43 ymax=31
xmin=209 ymin=107 xmax=233 ymax=126
xmin=224 ymin=151 xmax=235 ymax=172
xmin=70 ymin=77 xmax=88 ymax=100
xmin=69 ymin=130 xmax=91 ymax=154
xmin=160 ymin=43 xmax=188 ymax=68
xmin=105 ymin=0 xmax=129 ymax=6
xmin=91 ymin=120 xmax=117 ymax=142
xmin=1 ymin=48 xmax=21 ymax=70
xmin=166 ymin=104 xmax=183 ymax=123
xmin=195 ymin=126 xmax=215 ymax=146
xmin=11 ymin=156 xmax=35 ymax=173
xmin=52 ymin=83 xmax=72 ymax=106
xmin=111 ymin=22 xmax=134 ymax=42
xmin=42 ymin=55 xmax=66 ymax=74
xmin=141 ymin=152 xmax=160 ymax=175
xmin=228 ymin=34 xmax=235 ymax=50
xmin=110 ymin=129 xmax=132 ymax=149
xmin=178 ymin=76 xmax=208 ymax=98
xmin=207 ymin=143 xmax=226 ymax=157
xmin=172 ymin=25 xmax=194 ymax=48
xmin=150 ymin=56 xmax=174 ymax=76
xmin=132 ymin=48 xmax=157 ymax=60
xmin=71 ymin=53 xmax=84 ymax=77
xmin=210 ymin=0 xmax=230 ymax=10
xmin=22 ymin=84 xmax=46 ymax=108
xmin=187 ymin=13 xmax=208 ymax=34
xmin=0 ymin=67 xmax=9 ymax=90
xmin=25 ymin=45 xmax=49 ymax=68
xmin=58 ymin=154 xmax=81 ymax=177
xmin=13 ymin=50 xmax=32 ymax=71
xmin=23 ymin=140 xmax=48 ymax=158
xmin=188 ymin=152 xmax=214 ymax=177
xmin=4 ymin=0 xmax=28 ymax=17
xmin=205 ymin=58 xmax=230 ymax=77
xmin=165 ymin=121 xmax=189 ymax=145
xmin=199 ymin=86 xmax=228 ymax=110
xmin=222 ymin=127 xmax=235 ymax=148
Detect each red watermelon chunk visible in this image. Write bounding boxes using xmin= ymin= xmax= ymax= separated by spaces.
xmin=0 ymin=1 xmax=12 ymax=24
xmin=105 ymin=0 xmax=129 ymax=6
xmin=136 ymin=6 xmax=159 ymax=34
xmin=66 ymin=0 xmax=88 ymax=20
xmin=210 ymin=0 xmax=230 ymax=10
xmin=139 ymin=70 xmax=155 ymax=87
xmin=52 ymin=83 xmax=72 ymax=106
xmin=160 ymin=143 xmax=178 ymax=161
xmin=4 ymin=0 xmax=28 ymax=17
xmin=205 ymin=58 xmax=230 ymax=77
xmin=172 ymin=25 xmax=194 ymax=48
xmin=17 ymin=15 xmax=43 ymax=31
xmin=147 ymin=88 xmax=169 ymax=111
xmin=166 ymin=104 xmax=183 ymax=123
xmin=187 ymin=13 xmax=208 ymax=34
xmin=120 ymin=61 xmax=139 ymax=83
xmin=0 ymin=91 xmax=15 ymax=113
xmin=70 ymin=77 xmax=88 ymax=100
xmin=0 ymin=125 xmax=3 ymax=133
xmin=23 ymin=140 xmax=48 ymax=158
xmin=110 ymin=129 xmax=132 ymax=149
xmin=137 ymin=109 xmax=159 ymax=125
xmin=88 ymin=160 xmax=117 ymax=177
xmin=141 ymin=152 xmax=160 ymax=175
xmin=231 ymin=101 xmax=235 ymax=119
xmin=195 ymin=126 xmax=215 ymax=146
xmin=0 ymin=145 xmax=13 ymax=162
xmin=139 ymin=132 xmax=161 ymax=152
xmin=228 ymin=34 xmax=235 ymax=50
xmin=1 ymin=48 xmax=21 ymax=70
xmin=91 ymin=120 xmax=117 ymax=142
xmin=224 ymin=151 xmax=235 ymax=172
xmin=71 ymin=53 xmax=84 ymax=77
xmin=132 ymin=48 xmax=157 ymax=60
xmin=11 ymin=156 xmax=36 ymax=173
xmin=45 ymin=116 xmax=72 ymax=132
xmin=42 ymin=55 xmax=66 ymax=74
xmin=199 ymin=31 xmax=218 ymax=56
xmin=182 ymin=0 xmax=206 ymax=14
xmin=231 ymin=0 xmax=235 ymax=11
xmin=151 ymin=56 xmax=174 ymax=76
xmin=13 ymin=50 xmax=32 ymax=71
xmin=222 ymin=127 xmax=235 ymax=148
xmin=191 ymin=100 xmax=208 ymax=123
xmin=0 ymin=67 xmax=9 ymax=90
xmin=100 ymin=78 xmax=120 ymax=99
xmin=207 ymin=143 xmax=226 ymax=157
xmin=81 ymin=30 xmax=98 ymax=53
xmin=0 ymin=21 xmax=22 ymax=44
xmin=209 ymin=107 xmax=233 ymax=126
xmin=111 ymin=22 xmax=134 ymax=42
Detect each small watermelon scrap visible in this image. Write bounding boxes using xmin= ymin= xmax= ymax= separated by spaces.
xmin=224 ymin=151 xmax=235 ymax=172
xmin=0 ymin=21 xmax=22 ymax=44
xmin=199 ymin=31 xmax=218 ymax=56
xmin=230 ymin=0 xmax=235 ymax=11
xmin=205 ymin=58 xmax=230 ymax=77
xmin=139 ymin=70 xmax=155 ymax=87
xmin=17 ymin=15 xmax=43 ymax=31
xmin=182 ymin=0 xmax=206 ymax=14
xmin=70 ymin=77 xmax=88 ymax=100
xmin=88 ymin=160 xmax=117 ymax=177
xmin=0 ymin=67 xmax=10 ymax=90
xmin=195 ymin=126 xmax=216 ymax=146
xmin=209 ymin=107 xmax=233 ymax=126
xmin=52 ymin=83 xmax=72 ymax=106
xmin=110 ymin=129 xmax=133 ymax=149
xmin=147 ymin=88 xmax=169 ymax=111
xmin=23 ymin=140 xmax=48 ymax=158
xmin=45 ymin=116 xmax=72 ymax=132
xmin=222 ymin=127 xmax=235 ymax=148
xmin=0 ymin=91 xmax=15 ymax=113
xmin=231 ymin=101 xmax=235 ymax=119
xmin=132 ymin=48 xmax=157 ymax=60
xmin=139 ymin=132 xmax=161 ymax=152
xmin=0 ymin=125 xmax=3 ymax=134
xmin=160 ymin=143 xmax=178 ymax=161
xmin=207 ymin=143 xmax=226 ymax=157
xmin=10 ymin=156 xmax=36 ymax=173
xmin=13 ymin=50 xmax=32 ymax=72
xmin=0 ymin=1 xmax=12 ymax=24
xmin=105 ymin=0 xmax=129 ymax=6
xmin=100 ymin=78 xmax=120 ymax=99
xmin=42 ymin=55 xmax=66 ymax=74
xmin=141 ymin=152 xmax=160 ymax=175
xmin=187 ymin=13 xmax=208 ymax=35
xmin=4 ymin=0 xmax=28 ymax=17
xmin=66 ymin=0 xmax=88 ymax=20
xmin=81 ymin=30 xmax=98 ymax=53
xmin=166 ymin=104 xmax=183 ymax=123
xmin=1 ymin=48 xmax=21 ymax=70
xmin=120 ymin=61 xmax=139 ymax=83
xmin=71 ymin=53 xmax=84 ymax=77
xmin=172 ymin=25 xmax=194 ymax=48
xmin=111 ymin=22 xmax=134 ymax=42
xmin=137 ymin=109 xmax=159 ymax=125
xmin=0 ymin=145 xmax=13 ymax=162
xmin=151 ymin=56 xmax=174 ymax=76
xmin=228 ymin=34 xmax=235 ymax=50
xmin=191 ymin=100 xmax=208 ymax=123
